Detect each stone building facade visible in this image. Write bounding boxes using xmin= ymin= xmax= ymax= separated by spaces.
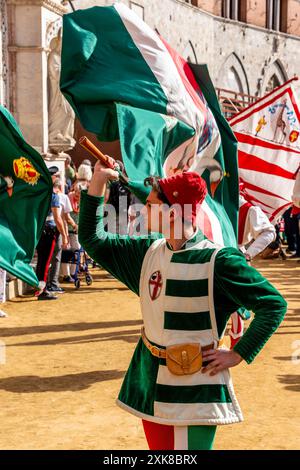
xmin=1 ymin=0 xmax=300 ymax=162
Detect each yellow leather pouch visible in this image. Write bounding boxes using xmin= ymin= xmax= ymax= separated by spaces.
xmin=166 ymin=343 xmax=202 ymax=375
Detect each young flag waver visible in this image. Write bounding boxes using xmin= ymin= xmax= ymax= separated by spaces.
xmin=0 ymin=106 xmax=52 ymax=287
xmin=60 ymin=3 xmax=239 ymax=246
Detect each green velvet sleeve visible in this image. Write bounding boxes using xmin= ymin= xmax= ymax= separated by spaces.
xmin=78 ymin=191 xmax=160 ymax=295
xmin=214 ymin=247 xmax=287 ymax=364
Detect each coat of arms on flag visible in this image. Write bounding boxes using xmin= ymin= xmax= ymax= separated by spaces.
xmin=230 ymin=77 xmax=300 ymax=222
xmin=149 ymin=271 xmax=163 ymax=301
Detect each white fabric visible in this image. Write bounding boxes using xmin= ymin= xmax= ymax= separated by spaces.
xmin=230 ymin=81 xmax=300 ymax=221
xmin=58 ymin=192 xmax=72 ymax=215
xmin=292 ymin=169 xmax=300 ymax=208
xmin=229 ymin=312 xmax=244 ymax=340
xmin=156 ymin=365 xmax=226 ymax=387
xmin=239 ymin=204 xmax=276 ymax=258
xmin=174 ymin=426 xmax=188 ymax=450
xmin=0 ymin=269 xmax=6 ymax=303
xmin=152 ymin=402 xmax=241 ymax=425
xmin=117 ymin=400 xmax=242 ymax=426
xmin=246 ymin=228 xmax=275 ymax=259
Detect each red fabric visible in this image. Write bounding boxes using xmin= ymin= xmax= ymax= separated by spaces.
xmin=238 ymin=202 xmax=251 ymax=245
xmin=291 ymin=205 xmax=300 ymax=216
xmin=159 ymin=172 xmax=207 ymax=222
xmin=43 ymin=235 xmax=58 ymax=283
xmin=142 ymin=420 xmax=174 ymax=450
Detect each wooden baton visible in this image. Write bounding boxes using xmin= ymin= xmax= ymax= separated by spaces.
xmin=79 ymin=136 xmax=116 ymax=169
xmin=79 ymin=136 xmax=128 ymax=185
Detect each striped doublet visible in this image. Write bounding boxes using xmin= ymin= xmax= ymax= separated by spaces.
xmin=117 ymin=233 xmax=243 ymax=425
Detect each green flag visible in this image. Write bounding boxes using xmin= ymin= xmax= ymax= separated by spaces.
xmin=0 ymin=106 xmax=52 ymax=287
xmin=61 ymin=4 xmax=239 ymax=246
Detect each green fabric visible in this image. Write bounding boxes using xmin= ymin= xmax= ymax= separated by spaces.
xmin=155 ymin=384 xmax=232 ymax=404
xmin=117 ymin=103 xmax=195 ymax=203
xmin=118 ymin=339 xmax=160 ymax=416
xmin=165 ymin=279 xmax=208 ymax=297
xmin=0 ymin=106 xmax=52 ymax=287
xmin=189 ymin=63 xmax=239 ymax=239
xmin=171 ymin=248 xmax=214 ymax=264
xmin=60 ymin=7 xmax=169 ymax=140
xmin=188 ymin=425 xmax=217 ymax=450
xmin=213 ymin=248 xmax=287 ymax=364
xmin=61 ymin=7 xmax=239 ymax=241
xmin=78 ymin=191 xmax=161 ymax=295
xmin=79 ymin=192 xmax=287 ymax=364
xmin=164 ymin=311 xmax=211 ymax=331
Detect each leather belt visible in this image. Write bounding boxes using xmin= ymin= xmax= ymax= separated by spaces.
xmin=141 ymin=327 xmax=225 ymax=359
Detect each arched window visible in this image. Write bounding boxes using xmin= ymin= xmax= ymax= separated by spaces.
xmin=265 ymin=74 xmax=281 ymax=93
xmin=226 ymin=67 xmax=244 ymax=93
xmin=217 ymin=53 xmax=249 ymax=95
xmin=261 ymin=60 xmax=288 ymax=95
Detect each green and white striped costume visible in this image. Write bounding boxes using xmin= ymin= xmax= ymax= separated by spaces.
xmin=79 ymin=192 xmax=287 ymax=427
xmin=117 ymin=236 xmax=242 ymax=425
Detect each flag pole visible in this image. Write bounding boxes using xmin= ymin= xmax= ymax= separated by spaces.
xmin=79 ymin=136 xmax=129 ymax=185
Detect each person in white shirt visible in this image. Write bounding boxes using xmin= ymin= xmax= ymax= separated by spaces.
xmin=47 ymin=180 xmax=77 ymax=293
xmin=0 ymin=268 xmax=7 ymax=317
xmin=229 ymin=194 xmax=276 ymax=348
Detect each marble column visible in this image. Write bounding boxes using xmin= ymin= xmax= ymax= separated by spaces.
xmin=7 ymin=0 xmax=67 ymax=155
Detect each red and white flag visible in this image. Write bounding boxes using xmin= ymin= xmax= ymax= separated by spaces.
xmin=229 ymin=78 xmax=300 ymax=222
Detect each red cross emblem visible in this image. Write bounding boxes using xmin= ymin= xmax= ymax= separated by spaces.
xmin=149 ymin=271 xmax=163 ymax=300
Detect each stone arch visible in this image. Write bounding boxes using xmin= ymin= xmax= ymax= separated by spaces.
xmin=182 ymin=40 xmax=198 ymax=64
xmin=217 ymin=52 xmax=249 ymax=95
xmin=261 ymin=59 xmax=288 ymax=95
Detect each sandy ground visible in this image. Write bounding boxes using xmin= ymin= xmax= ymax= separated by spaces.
xmin=0 ymin=257 xmax=299 ymax=450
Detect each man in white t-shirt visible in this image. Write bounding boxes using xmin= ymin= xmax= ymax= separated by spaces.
xmin=0 ymin=268 xmax=7 ymax=317
xmin=229 ymin=194 xmax=276 ymax=348
xmin=47 ymin=180 xmax=77 ymax=293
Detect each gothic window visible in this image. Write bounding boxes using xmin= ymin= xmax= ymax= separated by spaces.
xmin=227 ymin=67 xmax=244 ymax=93
xmin=261 ymin=60 xmax=288 ymax=95
xmin=265 ymin=74 xmax=281 ymax=93
xmin=218 ymin=53 xmax=249 ymax=95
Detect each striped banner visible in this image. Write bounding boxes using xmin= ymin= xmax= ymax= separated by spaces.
xmin=229 ymin=78 xmax=300 ymax=222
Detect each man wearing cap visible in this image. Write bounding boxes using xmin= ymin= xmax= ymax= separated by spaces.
xmin=35 ymin=166 xmax=69 ymax=300
xmin=79 ymin=159 xmax=286 ymax=450
xmin=228 ymin=191 xmax=276 ymax=349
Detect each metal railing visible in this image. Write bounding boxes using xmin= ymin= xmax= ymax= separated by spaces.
xmin=216 ymin=87 xmax=258 ymax=119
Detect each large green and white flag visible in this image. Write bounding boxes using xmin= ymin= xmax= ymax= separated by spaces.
xmin=0 ymin=106 xmax=52 ymax=287
xmin=61 ymin=3 xmax=239 ymax=246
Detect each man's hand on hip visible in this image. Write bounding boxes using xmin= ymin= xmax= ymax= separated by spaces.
xmin=202 ymin=348 xmax=243 ymax=376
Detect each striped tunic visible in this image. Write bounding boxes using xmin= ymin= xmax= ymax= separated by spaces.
xmin=78 ymin=192 xmax=287 ymax=427
xmin=117 ymin=234 xmax=243 ymax=425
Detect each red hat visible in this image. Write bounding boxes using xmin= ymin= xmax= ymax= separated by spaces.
xmin=159 ymin=172 xmax=207 ymax=222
